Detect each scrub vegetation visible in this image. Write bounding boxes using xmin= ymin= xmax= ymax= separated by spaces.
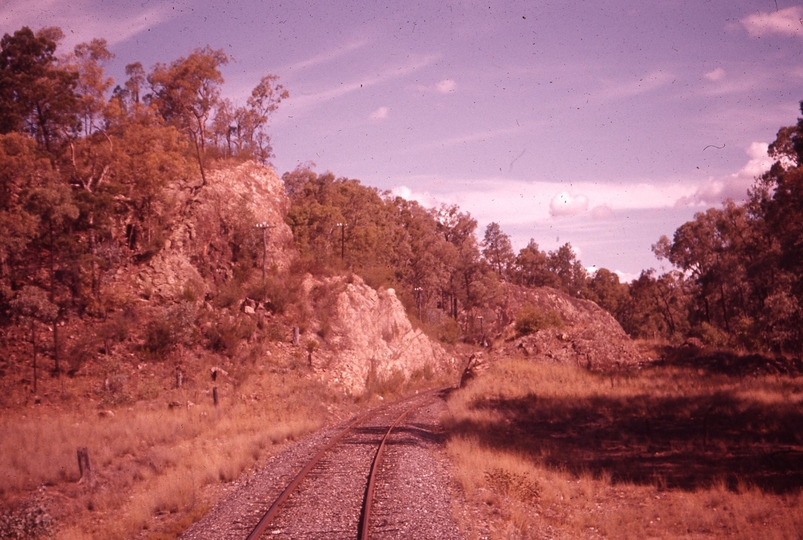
xmin=444 ymin=353 xmax=803 ymax=539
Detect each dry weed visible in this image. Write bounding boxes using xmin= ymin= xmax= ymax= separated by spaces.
xmin=0 ymin=368 xmax=334 ymax=539
xmin=445 ymin=356 xmax=803 ymax=539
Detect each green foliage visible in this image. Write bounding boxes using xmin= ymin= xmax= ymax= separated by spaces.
xmin=482 ymin=222 xmax=515 ymax=278
xmin=639 ymin=100 xmax=803 ymax=354
xmin=436 ymin=318 xmax=462 ymax=344
xmin=213 ymin=280 xmax=245 ymax=309
xmin=514 ymin=303 xmax=564 ymax=336
xmin=246 ymin=274 xmax=299 ymax=315
xmin=143 ymin=302 xmax=197 ymax=360
xmin=0 ymin=24 xmax=287 ymax=335
xmin=698 ymin=322 xmax=731 ymax=349
xmin=202 ymin=313 xmax=256 ymax=357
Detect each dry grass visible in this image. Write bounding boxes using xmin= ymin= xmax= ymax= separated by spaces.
xmin=0 ymin=359 xmax=340 ymax=539
xmin=444 ymin=354 xmax=803 ymax=539
xmin=0 ymin=330 xmax=454 ymax=539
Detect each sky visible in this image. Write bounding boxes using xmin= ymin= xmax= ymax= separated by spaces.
xmin=3 ymin=0 xmax=802 ymax=280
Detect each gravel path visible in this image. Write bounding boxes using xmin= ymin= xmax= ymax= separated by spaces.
xmin=180 ymin=391 xmax=465 ymax=539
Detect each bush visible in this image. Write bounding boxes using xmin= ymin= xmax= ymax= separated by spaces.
xmin=514 ymin=303 xmax=564 ymax=336
xmin=203 ymin=313 xmax=256 ymax=357
xmin=143 ymin=302 xmax=198 ymax=360
xmin=246 ymin=273 xmax=301 ymax=315
xmin=0 ymin=497 xmax=53 ymax=539
xmin=437 ymin=318 xmax=462 ymax=344
xmin=213 ymin=280 xmax=245 ymax=309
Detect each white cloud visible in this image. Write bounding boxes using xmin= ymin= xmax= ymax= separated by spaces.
xmin=390 ymin=185 xmax=439 ymax=208
xmin=550 ymin=192 xmax=589 ymax=217
xmin=742 ymin=6 xmax=803 ymax=38
xmin=436 ymin=79 xmax=457 ymax=93
xmin=613 ymin=270 xmax=639 ymax=283
xmin=280 ymin=39 xmax=370 ymax=72
xmin=370 ymin=106 xmax=389 ymax=120
xmin=0 ymin=0 xmax=175 ymax=48
xmin=283 ymin=54 xmax=439 ymax=114
xmin=590 ymin=205 xmax=615 ymax=220
xmin=677 ymin=142 xmax=773 ymax=206
xmin=704 ymin=67 xmax=726 ymax=81
xmin=596 ymin=70 xmax=674 ymax=101
xmin=392 ymin=175 xmax=698 ymax=226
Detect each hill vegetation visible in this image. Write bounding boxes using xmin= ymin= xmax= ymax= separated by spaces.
xmin=2 ymin=23 xmax=803 ymax=538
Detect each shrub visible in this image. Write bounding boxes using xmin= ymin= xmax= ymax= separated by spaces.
xmin=437 ymin=318 xmax=462 ymax=344
xmin=143 ymin=302 xmax=198 ymax=360
xmin=0 ymin=496 xmax=53 ymax=539
xmin=514 ymin=303 xmax=564 ymax=336
xmin=246 ymin=273 xmax=301 ymax=315
xmin=203 ymin=314 xmax=256 ymax=357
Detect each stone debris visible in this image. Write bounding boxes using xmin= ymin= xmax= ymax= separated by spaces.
xmin=498 ymin=284 xmax=643 ymax=371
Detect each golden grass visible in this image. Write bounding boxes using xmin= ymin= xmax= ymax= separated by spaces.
xmin=444 ymin=357 xmax=803 ymax=539
xmin=0 ymin=334 xmax=454 ymax=539
xmin=0 ymin=368 xmax=335 ymax=539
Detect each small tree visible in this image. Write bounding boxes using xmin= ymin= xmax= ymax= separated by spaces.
xmin=482 ymin=222 xmax=515 ymax=278
xmin=10 ymin=286 xmax=58 ymax=393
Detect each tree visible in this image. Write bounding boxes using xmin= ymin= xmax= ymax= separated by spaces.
xmin=513 ymin=239 xmax=553 ymax=288
xmin=148 ymin=47 xmax=228 ymax=185
xmin=585 ymin=268 xmax=629 ymax=317
xmin=10 ymin=285 xmax=58 ymax=392
xmin=547 ymin=243 xmax=587 ymax=297
xmin=66 ymin=38 xmax=114 ymax=136
xmin=0 ymin=26 xmax=79 ymax=152
xmin=482 ymin=222 xmax=514 ymax=278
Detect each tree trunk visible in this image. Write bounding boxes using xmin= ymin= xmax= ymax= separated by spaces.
xmin=31 ymin=320 xmax=37 ymax=394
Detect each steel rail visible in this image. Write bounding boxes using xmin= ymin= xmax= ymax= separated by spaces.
xmin=245 ymin=390 xmax=438 ymax=540
xmin=244 ymin=406 xmax=377 ymax=540
xmin=358 ymin=398 xmax=430 ymax=540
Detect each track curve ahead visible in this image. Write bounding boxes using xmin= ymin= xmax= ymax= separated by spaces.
xmin=245 ymin=389 xmax=443 ymax=540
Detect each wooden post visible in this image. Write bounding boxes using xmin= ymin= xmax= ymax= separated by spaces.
xmin=31 ymin=320 xmax=38 ymax=394
xmin=77 ymin=447 xmax=95 ymax=486
xmin=213 ymin=386 xmax=219 ymax=407
xmin=292 ymin=326 xmax=300 ymax=346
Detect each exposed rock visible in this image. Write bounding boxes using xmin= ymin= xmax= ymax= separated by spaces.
xmin=499 ymin=284 xmax=642 ymax=370
xmin=304 ymin=275 xmax=456 ymax=395
xmin=135 ymin=161 xmax=294 ymax=301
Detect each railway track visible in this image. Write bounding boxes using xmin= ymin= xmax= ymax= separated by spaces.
xmin=243 ymin=388 xmax=449 ymax=539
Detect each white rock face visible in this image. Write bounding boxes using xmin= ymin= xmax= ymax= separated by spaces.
xmin=136 ymin=161 xmax=294 ymax=300
xmin=312 ymin=276 xmax=456 ymax=395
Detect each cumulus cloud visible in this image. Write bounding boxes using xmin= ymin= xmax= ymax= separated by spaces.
xmin=677 ymin=142 xmax=773 ymax=206
xmin=550 ymin=192 xmax=589 ymax=217
xmin=436 ymin=79 xmax=457 ymax=93
xmin=390 ymin=175 xmax=697 ymax=227
xmin=704 ymin=67 xmax=726 ymax=81
xmin=590 ymin=204 xmax=615 ymax=220
xmin=390 ymin=185 xmax=439 ymax=208
xmin=742 ymin=6 xmax=803 ymax=38
xmin=370 ymin=106 xmax=389 ymax=120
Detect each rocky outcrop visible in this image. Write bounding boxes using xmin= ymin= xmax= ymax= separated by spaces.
xmin=135 ymin=161 xmax=294 ymax=300
xmin=304 ymin=275 xmax=456 ymax=395
xmin=499 ymin=284 xmax=642 ymax=370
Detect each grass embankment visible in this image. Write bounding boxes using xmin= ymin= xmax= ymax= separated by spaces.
xmin=0 ymin=338 xmax=453 ymax=539
xmin=0 ymin=365 xmax=334 ymax=539
xmin=444 ymin=354 xmax=803 ymax=539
